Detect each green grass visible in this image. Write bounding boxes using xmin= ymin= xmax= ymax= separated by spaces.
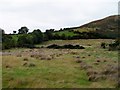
xmin=53 ymin=31 xmax=77 ymax=37
xmin=73 ymin=28 xmax=96 ymax=33
xmin=2 ymin=39 xmax=118 ymax=88
xmin=2 ymin=55 xmax=90 ymax=88
xmin=11 ymin=34 xmax=19 ymax=42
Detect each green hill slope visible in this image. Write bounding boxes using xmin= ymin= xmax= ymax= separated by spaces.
xmin=72 ymin=15 xmax=119 ymax=38
xmin=54 ymin=15 xmax=119 ymax=39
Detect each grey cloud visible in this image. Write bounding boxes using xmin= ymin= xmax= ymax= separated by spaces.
xmin=0 ymin=0 xmax=119 ymax=33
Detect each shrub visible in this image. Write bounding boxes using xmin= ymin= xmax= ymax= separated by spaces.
xmin=101 ymin=42 xmax=106 ymax=49
xmin=23 ymin=58 xmax=28 ymax=61
xmin=47 ymin=44 xmax=85 ymax=49
xmin=47 ymin=44 xmax=60 ymax=49
xmin=29 ymin=63 xmax=36 ymax=67
xmin=108 ymin=40 xmax=120 ymax=51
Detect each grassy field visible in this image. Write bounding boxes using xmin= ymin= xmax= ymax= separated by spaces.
xmin=53 ymin=30 xmax=77 ymax=37
xmin=2 ymin=39 xmax=118 ymax=88
xmin=73 ymin=28 xmax=96 ymax=33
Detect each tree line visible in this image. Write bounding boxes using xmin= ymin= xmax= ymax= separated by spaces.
xmin=2 ymin=27 xmax=44 ymax=49
xmin=2 ymin=26 xmax=117 ymax=49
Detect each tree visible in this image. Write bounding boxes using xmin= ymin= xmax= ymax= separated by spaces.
xmin=2 ymin=35 xmax=16 ymax=49
xmin=44 ymin=30 xmax=53 ymax=40
xmin=13 ymin=31 xmax=17 ymax=34
xmin=60 ymin=28 xmax=63 ymax=31
xmin=32 ymin=29 xmax=43 ymax=44
xmin=49 ymin=29 xmax=54 ymax=32
xmin=1 ymin=30 xmax=5 ymax=35
xmin=0 ymin=29 xmax=5 ymax=42
xmin=53 ymin=33 xmax=60 ymax=40
xmin=61 ymin=34 xmax=66 ymax=40
xmin=17 ymin=34 xmax=27 ymax=47
xmin=18 ymin=26 xmax=29 ymax=34
xmin=17 ymin=34 xmax=34 ymax=48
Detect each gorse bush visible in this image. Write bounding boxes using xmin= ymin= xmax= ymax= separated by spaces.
xmin=108 ymin=40 xmax=120 ymax=51
xmin=47 ymin=44 xmax=85 ymax=49
xmin=101 ymin=39 xmax=120 ymax=51
xmin=101 ymin=42 xmax=106 ymax=49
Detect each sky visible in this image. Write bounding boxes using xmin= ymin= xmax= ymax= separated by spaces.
xmin=0 ymin=0 xmax=119 ymax=34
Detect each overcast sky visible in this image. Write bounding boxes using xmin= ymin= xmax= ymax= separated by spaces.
xmin=0 ymin=0 xmax=119 ymax=33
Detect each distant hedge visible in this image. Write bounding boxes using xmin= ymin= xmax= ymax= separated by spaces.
xmin=47 ymin=44 xmax=85 ymax=49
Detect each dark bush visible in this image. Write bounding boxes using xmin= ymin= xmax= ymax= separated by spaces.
xmin=23 ymin=44 xmax=35 ymax=49
xmin=2 ymin=34 xmax=16 ymax=49
xmin=29 ymin=63 xmax=36 ymax=67
xmin=101 ymin=42 xmax=106 ymax=49
xmin=47 ymin=44 xmax=85 ymax=49
xmin=108 ymin=40 xmax=120 ymax=51
xmin=63 ymin=44 xmax=74 ymax=49
xmin=47 ymin=44 xmax=60 ymax=49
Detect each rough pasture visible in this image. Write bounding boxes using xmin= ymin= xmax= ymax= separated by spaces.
xmin=2 ymin=39 xmax=118 ymax=88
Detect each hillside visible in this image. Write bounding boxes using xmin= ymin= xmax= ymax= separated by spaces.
xmin=55 ymin=15 xmax=119 ymax=39
xmin=2 ymin=15 xmax=119 ymax=49
xmin=74 ymin=15 xmax=119 ymax=38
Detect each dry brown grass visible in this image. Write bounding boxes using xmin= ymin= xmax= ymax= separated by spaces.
xmin=2 ymin=39 xmax=118 ymax=88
